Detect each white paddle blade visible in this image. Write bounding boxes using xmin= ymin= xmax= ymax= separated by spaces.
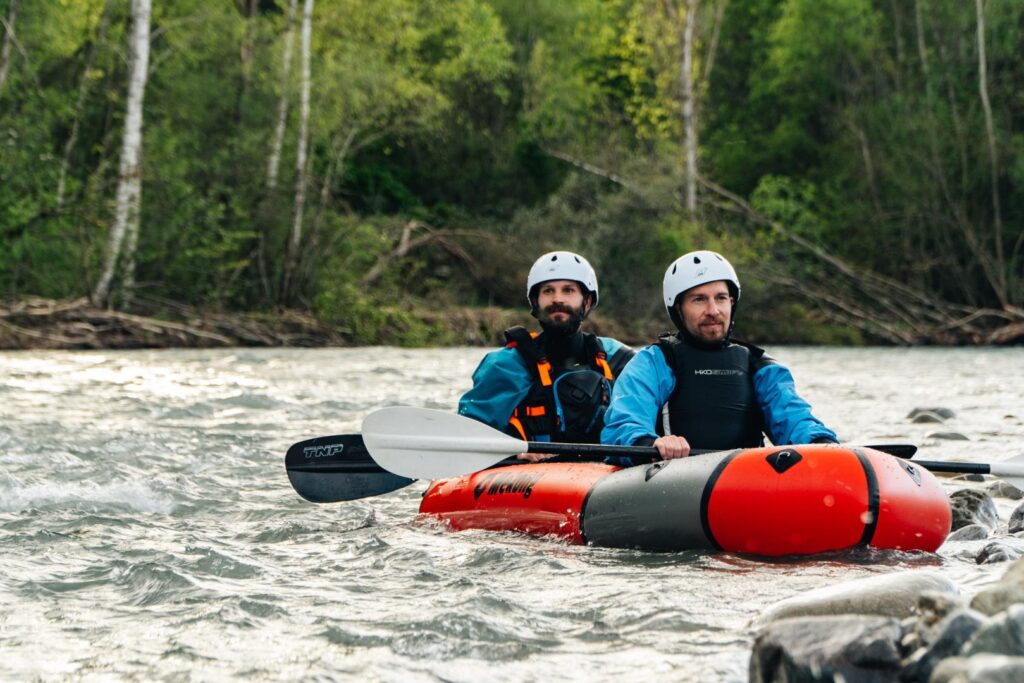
xmin=989 ymin=454 xmax=1024 ymax=491
xmin=361 ymin=407 xmax=525 ymax=480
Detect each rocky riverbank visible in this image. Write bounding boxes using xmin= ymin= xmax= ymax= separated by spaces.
xmin=749 ymin=473 xmax=1024 ymax=682
xmin=0 ymin=297 xmax=652 ymax=350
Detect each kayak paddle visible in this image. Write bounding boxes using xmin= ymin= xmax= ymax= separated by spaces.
xmin=911 ymin=454 xmax=1024 ymax=490
xmin=285 ymin=434 xmax=415 ymax=503
xmin=361 ymin=407 xmax=662 ymax=480
xmin=360 ymin=407 xmax=918 ymax=481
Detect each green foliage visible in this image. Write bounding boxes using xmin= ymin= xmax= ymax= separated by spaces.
xmin=1 ymin=0 xmax=1022 ymax=344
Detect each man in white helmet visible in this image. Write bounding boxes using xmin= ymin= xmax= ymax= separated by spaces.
xmin=458 ymin=251 xmax=635 ymax=457
xmin=601 ymin=250 xmax=836 ymax=459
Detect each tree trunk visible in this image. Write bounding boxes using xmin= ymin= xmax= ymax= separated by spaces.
xmin=661 ymin=0 xmax=699 ymax=219
xmin=701 ymin=0 xmax=727 ymax=90
xmin=681 ymin=0 xmax=698 ymax=220
xmin=975 ymin=0 xmax=1006 ymax=305
xmin=57 ymin=1 xmax=110 ymax=210
xmin=91 ymin=0 xmax=151 ymax=307
xmin=280 ymin=0 xmax=313 ymax=304
xmin=236 ymin=0 xmax=257 ymax=126
xmin=0 ymin=0 xmax=17 ymax=96
xmin=266 ymin=0 xmax=297 ymax=191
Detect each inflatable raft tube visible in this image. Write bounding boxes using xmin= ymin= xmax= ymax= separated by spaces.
xmin=419 ymin=445 xmax=951 ymax=556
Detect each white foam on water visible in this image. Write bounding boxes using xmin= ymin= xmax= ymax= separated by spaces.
xmin=0 ymin=476 xmax=176 ymax=514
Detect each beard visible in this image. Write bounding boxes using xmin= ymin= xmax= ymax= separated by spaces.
xmin=538 ymin=302 xmax=586 ymax=336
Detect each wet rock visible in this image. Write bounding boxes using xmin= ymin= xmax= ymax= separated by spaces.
xmin=1009 ymin=502 xmax=1024 ymax=533
xmin=898 ymin=609 xmax=987 ymax=682
xmin=917 ymin=592 xmax=969 ymax=629
xmin=928 ymin=432 xmax=970 ymax=441
xmin=971 ymin=557 xmax=1024 ymax=616
xmin=956 ymin=473 xmax=988 ymax=483
xmin=929 ymin=654 xmax=1024 ymax=683
xmin=976 ymin=542 xmax=1024 ymax=565
xmin=911 ymin=411 xmax=946 ymax=424
xmin=750 ymin=615 xmax=902 ymax=683
xmin=950 ymin=489 xmax=1000 ymax=532
xmin=990 ymin=481 xmax=1024 ymax=501
xmin=947 ymin=524 xmax=990 ymax=542
xmin=908 ymin=407 xmax=956 ymax=421
xmin=964 ymin=604 xmax=1024 ymax=657
xmin=752 ymin=572 xmax=959 ymax=626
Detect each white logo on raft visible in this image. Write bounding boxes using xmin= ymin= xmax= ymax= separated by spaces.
xmin=303 ymin=444 xmax=345 ymax=458
xmin=693 ymin=369 xmax=743 ymax=376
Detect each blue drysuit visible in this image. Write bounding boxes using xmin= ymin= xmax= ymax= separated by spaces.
xmin=459 ymin=337 xmax=630 ymax=432
xmin=601 ymin=345 xmax=836 ymax=447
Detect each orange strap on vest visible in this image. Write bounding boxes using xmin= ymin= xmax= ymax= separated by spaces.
xmin=595 ymin=352 xmax=614 ymax=380
xmin=536 ymin=361 xmax=553 ymax=386
xmin=508 ymin=414 xmax=528 ymax=441
xmin=525 ymin=405 xmax=546 ymax=417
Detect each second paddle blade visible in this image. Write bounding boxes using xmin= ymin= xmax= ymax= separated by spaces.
xmin=285 ymin=434 xmax=414 ymax=503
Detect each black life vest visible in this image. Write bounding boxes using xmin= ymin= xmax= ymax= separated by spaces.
xmin=655 ymin=333 xmax=777 ymax=450
xmin=504 ymin=326 xmax=634 ymax=443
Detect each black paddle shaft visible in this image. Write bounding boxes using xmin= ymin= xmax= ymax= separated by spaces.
xmin=526 ymin=441 xmax=662 ymax=462
xmin=913 ymin=460 xmax=990 ymax=475
xmin=525 ymin=440 xmax=915 ymax=461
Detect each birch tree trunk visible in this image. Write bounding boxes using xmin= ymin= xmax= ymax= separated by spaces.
xmin=975 ymin=0 xmax=1006 ymax=305
xmin=280 ymin=0 xmax=313 ymax=303
xmin=681 ymin=0 xmax=698 ymax=220
xmin=57 ymin=1 xmax=110 ymax=209
xmin=91 ymin=0 xmax=151 ymax=307
xmin=236 ymin=0 xmax=257 ymax=125
xmin=660 ymin=0 xmax=698 ymax=220
xmin=0 ymin=0 xmax=17 ymax=96
xmin=266 ymin=0 xmax=297 ymax=191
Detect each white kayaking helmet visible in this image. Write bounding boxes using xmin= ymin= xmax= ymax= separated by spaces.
xmin=526 ymin=251 xmax=599 ymax=315
xmin=663 ymin=250 xmax=740 ymax=330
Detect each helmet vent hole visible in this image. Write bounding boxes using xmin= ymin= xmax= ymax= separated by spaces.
xmin=693 ymin=256 xmax=701 ymax=264
xmin=671 ymin=264 xmax=677 ymax=274
xmin=550 ymin=255 xmax=558 ymax=261
xmin=574 ymin=256 xmax=581 ymax=263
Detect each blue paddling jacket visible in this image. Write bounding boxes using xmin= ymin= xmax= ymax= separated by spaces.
xmin=459 ymin=330 xmax=634 ymax=443
xmin=601 ymin=337 xmax=836 ymax=451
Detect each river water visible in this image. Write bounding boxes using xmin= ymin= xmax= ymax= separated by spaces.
xmin=1 ymin=346 xmax=1022 ymax=681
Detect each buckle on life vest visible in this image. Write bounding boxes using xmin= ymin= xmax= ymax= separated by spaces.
xmin=537 ymin=360 xmax=553 ymax=386
xmin=525 ymin=405 xmax=546 ymax=417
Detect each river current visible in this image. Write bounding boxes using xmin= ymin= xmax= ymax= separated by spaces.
xmin=1 ymin=346 xmax=1022 ymax=681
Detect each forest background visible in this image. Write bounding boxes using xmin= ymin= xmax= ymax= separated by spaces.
xmin=1 ymin=0 xmax=1022 ymax=348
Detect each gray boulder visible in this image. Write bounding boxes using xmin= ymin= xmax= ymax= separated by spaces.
xmin=1009 ymin=502 xmax=1024 ymax=533
xmin=989 ymin=481 xmax=1024 ymax=501
xmin=753 ymin=572 xmax=959 ymax=626
xmin=929 ymin=654 xmax=1024 ymax=683
xmin=964 ymin=604 xmax=1024 ymax=657
xmin=971 ymin=557 xmax=1024 ymax=616
xmin=928 ymin=431 xmax=970 ymax=441
xmin=950 ymin=489 xmax=1000 ymax=532
xmin=947 ymin=524 xmax=990 ymax=542
xmin=908 ymin=407 xmax=956 ymax=420
xmin=750 ymin=615 xmax=902 ymax=683
xmin=976 ymin=541 xmax=1024 ymax=565
xmin=898 ymin=609 xmax=987 ymax=682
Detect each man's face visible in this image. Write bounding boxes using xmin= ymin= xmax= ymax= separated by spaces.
xmin=677 ymin=280 xmax=733 ymax=343
xmin=536 ymin=279 xmax=589 ymax=333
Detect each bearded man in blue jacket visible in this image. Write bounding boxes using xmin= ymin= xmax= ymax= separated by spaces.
xmin=601 ymin=250 xmax=836 ymax=461
xmin=459 ymin=251 xmax=635 ymax=460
